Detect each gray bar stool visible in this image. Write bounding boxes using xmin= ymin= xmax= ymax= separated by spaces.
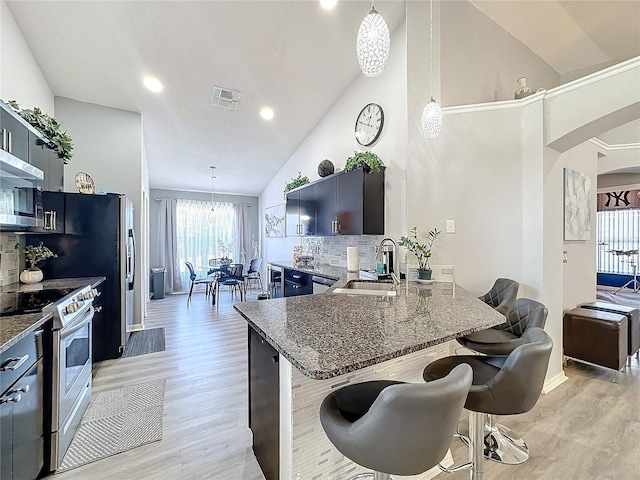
xmin=319 ymin=364 xmax=473 ymax=480
xmin=478 ymin=278 xmax=519 ymax=315
xmin=424 ymin=328 xmax=552 ymax=479
xmin=455 ymin=298 xmax=548 ymax=465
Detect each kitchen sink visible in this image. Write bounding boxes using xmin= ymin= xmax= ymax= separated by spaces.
xmin=332 ymin=280 xmax=397 ymax=296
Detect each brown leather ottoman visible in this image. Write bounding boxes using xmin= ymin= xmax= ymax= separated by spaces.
xmin=563 ymin=307 xmax=628 ymax=372
xmin=580 ymin=302 xmax=639 ymax=361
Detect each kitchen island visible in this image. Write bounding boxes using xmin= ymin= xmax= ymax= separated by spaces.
xmin=234 ymin=275 xmax=505 ymax=480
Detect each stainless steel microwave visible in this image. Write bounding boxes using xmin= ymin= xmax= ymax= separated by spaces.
xmin=0 ymin=150 xmax=44 ymax=228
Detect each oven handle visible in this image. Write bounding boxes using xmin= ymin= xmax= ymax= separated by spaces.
xmin=60 ymin=306 xmax=95 ymax=339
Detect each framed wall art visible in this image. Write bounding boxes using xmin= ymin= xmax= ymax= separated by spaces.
xmin=265 ymin=204 xmax=286 ymax=237
xmin=564 ymin=168 xmax=592 ymax=241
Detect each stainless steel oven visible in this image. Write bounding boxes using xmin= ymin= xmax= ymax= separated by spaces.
xmin=44 ymin=285 xmax=98 ymax=471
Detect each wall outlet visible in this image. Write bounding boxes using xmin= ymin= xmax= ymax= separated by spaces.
xmin=446 ymin=220 xmax=455 ymax=233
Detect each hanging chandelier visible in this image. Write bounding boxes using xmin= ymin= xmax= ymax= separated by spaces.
xmin=356 ymin=3 xmax=390 ymax=77
xmin=208 ymin=166 xmax=216 ymax=224
xmin=421 ymin=0 xmax=442 ymax=138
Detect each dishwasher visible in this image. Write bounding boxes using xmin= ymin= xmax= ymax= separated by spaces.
xmin=312 ymin=276 xmax=336 ymax=294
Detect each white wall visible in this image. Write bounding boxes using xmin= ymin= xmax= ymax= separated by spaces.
xmin=54 ymin=96 xmax=145 ymax=328
xmin=0 ymin=0 xmax=53 ymax=113
xmin=441 ymin=0 xmax=561 ymax=106
xmin=259 ymin=20 xmax=408 ymax=267
xmin=561 ymin=142 xmax=599 ymax=312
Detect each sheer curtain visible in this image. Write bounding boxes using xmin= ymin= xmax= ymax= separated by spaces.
xmin=176 ymin=199 xmax=235 ymax=289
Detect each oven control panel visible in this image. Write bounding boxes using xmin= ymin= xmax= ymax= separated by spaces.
xmin=43 ymin=285 xmax=96 ymax=330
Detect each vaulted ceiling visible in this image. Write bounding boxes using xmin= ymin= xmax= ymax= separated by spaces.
xmin=6 ymin=1 xmax=639 ymax=195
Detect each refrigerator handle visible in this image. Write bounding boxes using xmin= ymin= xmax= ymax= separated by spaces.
xmin=128 ymin=228 xmax=136 ymax=291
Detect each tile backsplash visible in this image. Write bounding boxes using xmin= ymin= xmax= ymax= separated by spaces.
xmin=301 ymin=235 xmax=383 ymax=271
xmin=0 ymin=233 xmax=19 ymax=286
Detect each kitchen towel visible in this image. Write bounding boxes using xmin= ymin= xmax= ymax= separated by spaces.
xmin=347 ymin=246 xmax=359 ymax=272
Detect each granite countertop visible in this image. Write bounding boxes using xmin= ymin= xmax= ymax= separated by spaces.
xmin=0 ymin=276 xmax=106 ymax=294
xmin=234 ymin=275 xmax=505 ymax=380
xmin=1 ymin=312 xmax=53 ymax=354
xmin=1 ymin=276 xmax=106 ymax=354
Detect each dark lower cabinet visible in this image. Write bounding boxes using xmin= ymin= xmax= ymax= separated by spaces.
xmin=248 ymin=326 xmax=279 ymax=480
xmin=283 ymin=268 xmax=313 ymax=297
xmin=0 ymin=332 xmax=45 ymax=480
xmin=91 ymin=283 xmax=106 ymax=365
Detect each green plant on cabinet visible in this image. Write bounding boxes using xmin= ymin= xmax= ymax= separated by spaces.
xmin=344 ymin=151 xmax=384 ymax=173
xmin=6 ymin=100 xmax=74 ymax=163
xmin=284 ymin=172 xmax=310 ymax=194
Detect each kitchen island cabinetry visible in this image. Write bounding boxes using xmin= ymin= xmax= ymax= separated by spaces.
xmin=235 ymin=279 xmax=504 ymax=480
xmin=248 ymin=326 xmax=280 ymax=480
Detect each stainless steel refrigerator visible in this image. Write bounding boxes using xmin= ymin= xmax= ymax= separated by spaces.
xmin=28 ymin=192 xmax=135 ymax=361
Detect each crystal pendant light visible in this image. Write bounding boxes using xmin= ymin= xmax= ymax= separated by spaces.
xmin=421 ymin=0 xmax=442 ymax=138
xmin=207 ymin=166 xmax=216 ymax=224
xmin=356 ymin=3 xmax=390 ymax=78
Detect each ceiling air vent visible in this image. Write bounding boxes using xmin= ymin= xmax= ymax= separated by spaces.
xmin=211 ymin=86 xmax=241 ymax=110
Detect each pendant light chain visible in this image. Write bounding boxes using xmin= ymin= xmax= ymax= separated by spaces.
xmin=421 ymin=0 xmax=443 ymax=139
xmin=208 ymin=166 xmax=216 ymax=224
xmin=429 ymin=0 xmax=433 ymax=91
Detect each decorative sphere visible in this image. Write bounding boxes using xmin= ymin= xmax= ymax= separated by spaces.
xmin=318 ymin=159 xmax=335 ymax=177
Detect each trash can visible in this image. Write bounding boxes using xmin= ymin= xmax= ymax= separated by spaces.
xmin=151 ymin=267 xmax=167 ymax=300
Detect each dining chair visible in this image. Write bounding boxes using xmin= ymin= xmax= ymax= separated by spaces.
xmin=185 ymin=261 xmax=216 ymax=305
xmin=216 ymin=263 xmax=245 ymax=304
xmin=244 ymin=258 xmax=264 ymax=293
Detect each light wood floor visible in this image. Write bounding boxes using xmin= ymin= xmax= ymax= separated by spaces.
xmin=48 ymin=290 xmax=640 ymax=480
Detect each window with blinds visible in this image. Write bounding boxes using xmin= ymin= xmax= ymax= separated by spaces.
xmin=596 ymin=209 xmax=640 ymax=274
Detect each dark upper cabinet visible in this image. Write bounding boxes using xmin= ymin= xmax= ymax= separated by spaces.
xmin=316 ymin=176 xmax=337 ymax=236
xmin=286 ymin=187 xmax=316 ymax=236
xmin=28 ymin=132 xmax=64 ymax=193
xmin=30 ymin=191 xmax=64 ymax=232
xmin=285 ymin=168 xmax=384 ymax=237
xmin=0 ymin=108 xmax=29 ymax=163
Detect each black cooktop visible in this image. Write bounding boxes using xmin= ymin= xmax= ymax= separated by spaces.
xmin=0 ymin=288 xmax=75 ymax=316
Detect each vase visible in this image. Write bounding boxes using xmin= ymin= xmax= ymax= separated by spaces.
xmin=417 ymin=269 xmax=432 ymax=280
xmin=20 ymin=269 xmax=43 ymax=284
xmin=514 ymin=77 xmax=532 ymax=99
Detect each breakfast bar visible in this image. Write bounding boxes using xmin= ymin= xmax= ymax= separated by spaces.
xmin=234 ymin=278 xmax=505 ymax=480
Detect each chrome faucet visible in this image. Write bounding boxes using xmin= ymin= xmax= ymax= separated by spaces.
xmin=375 ymin=237 xmax=400 ymax=286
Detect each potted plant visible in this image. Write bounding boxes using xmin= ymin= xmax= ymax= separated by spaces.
xmin=15 ymin=242 xmax=57 ymax=284
xmin=284 ymin=172 xmax=310 ymax=195
xmin=399 ymin=226 xmax=441 ymax=280
xmin=6 ymin=100 xmax=74 ymax=163
xmin=344 ymin=151 xmax=384 ymax=173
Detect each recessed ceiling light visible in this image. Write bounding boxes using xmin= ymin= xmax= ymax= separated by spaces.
xmin=320 ymin=0 xmax=337 ymax=11
xmin=143 ymin=76 xmax=163 ymax=93
xmin=260 ymin=106 xmax=274 ymax=120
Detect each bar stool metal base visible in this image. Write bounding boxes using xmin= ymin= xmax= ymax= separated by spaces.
xmin=457 ymin=414 xmax=529 ymax=465
xmin=347 ymin=473 xmax=391 ymax=480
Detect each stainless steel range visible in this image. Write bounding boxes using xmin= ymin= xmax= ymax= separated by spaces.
xmin=43 ymin=285 xmax=99 ymax=471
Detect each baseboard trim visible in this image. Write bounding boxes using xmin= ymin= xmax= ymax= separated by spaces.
xmin=542 ymin=371 xmax=569 ymax=394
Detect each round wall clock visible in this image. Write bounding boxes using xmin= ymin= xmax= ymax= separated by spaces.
xmin=355 ymin=103 xmax=384 ymax=146
xmin=75 ymin=172 xmax=95 ymax=194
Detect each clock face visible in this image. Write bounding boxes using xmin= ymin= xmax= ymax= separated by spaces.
xmin=355 ymin=103 xmax=384 ymax=146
